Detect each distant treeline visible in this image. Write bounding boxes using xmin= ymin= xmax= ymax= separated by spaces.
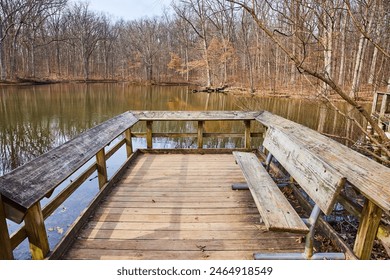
xmin=0 ymin=0 xmax=389 ymax=97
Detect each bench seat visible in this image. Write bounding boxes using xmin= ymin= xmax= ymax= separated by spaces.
xmin=233 ymin=151 xmax=309 ymax=234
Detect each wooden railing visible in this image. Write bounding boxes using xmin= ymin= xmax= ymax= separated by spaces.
xmin=0 ymin=111 xmax=264 ymax=260
xmin=1 ymin=110 xmax=389 ymax=260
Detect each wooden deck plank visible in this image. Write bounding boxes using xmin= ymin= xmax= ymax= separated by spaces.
xmin=64 ymin=153 xmax=305 ymax=260
xmin=70 ymin=238 xmax=303 ymax=251
xmin=89 ymin=214 xmax=261 ymax=223
xmin=94 ymin=208 xmax=259 ymax=215
xmin=66 ymin=249 xmax=303 ymax=260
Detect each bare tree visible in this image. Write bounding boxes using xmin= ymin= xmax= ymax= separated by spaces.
xmin=173 ymin=0 xmax=213 ymax=87
xmin=225 ymin=0 xmax=389 ymax=156
xmin=67 ymin=2 xmax=104 ymax=81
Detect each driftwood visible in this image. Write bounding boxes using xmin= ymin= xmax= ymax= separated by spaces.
xmin=192 ymin=85 xmax=228 ymax=93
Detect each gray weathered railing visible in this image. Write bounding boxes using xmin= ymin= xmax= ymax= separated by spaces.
xmin=0 ymin=111 xmax=264 ymax=260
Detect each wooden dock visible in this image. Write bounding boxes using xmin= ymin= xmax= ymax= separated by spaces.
xmin=1 ymin=111 xmax=389 ymax=260
xmin=64 ymin=153 xmax=303 ymax=259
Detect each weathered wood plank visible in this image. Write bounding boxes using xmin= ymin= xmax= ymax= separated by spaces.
xmin=263 ymin=127 xmax=346 ymax=215
xmin=131 ymin=132 xmax=265 ymax=138
xmin=257 ymin=111 xmax=390 ymax=215
xmin=65 ymin=249 xmax=299 ymax=260
xmin=70 ymin=238 xmax=303 ymax=252
xmin=133 ymin=111 xmax=262 ymax=121
xmin=91 ymin=214 xmax=260 ymax=223
xmin=79 ymin=229 xmax=282 ymax=240
xmin=87 ymin=221 xmax=261 ymax=231
xmin=0 ymin=111 xmax=139 ymax=222
xmin=94 ymin=207 xmax=258 ymax=215
xmin=108 ymin=195 xmax=254 ymax=203
xmin=233 ymin=152 xmax=309 ymax=234
xmin=139 ymin=148 xmax=256 ymax=154
xmin=100 ymin=201 xmax=256 ymax=209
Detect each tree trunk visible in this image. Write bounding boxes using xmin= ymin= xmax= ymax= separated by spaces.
xmin=338 ymin=5 xmax=348 ymax=87
xmin=368 ymin=47 xmax=378 ymax=85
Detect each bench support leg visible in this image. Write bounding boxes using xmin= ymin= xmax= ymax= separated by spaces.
xmin=232 ymin=183 xmax=249 ymax=190
xmin=24 ymin=202 xmax=50 ymax=260
xmin=353 ymin=199 xmax=382 ymax=260
xmin=0 ymin=196 xmax=13 ymax=260
xmin=265 ymin=153 xmax=273 ymax=172
xmin=254 ymin=205 xmax=345 ymax=260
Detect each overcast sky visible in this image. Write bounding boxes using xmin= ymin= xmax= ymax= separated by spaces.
xmin=75 ymin=0 xmax=173 ymax=21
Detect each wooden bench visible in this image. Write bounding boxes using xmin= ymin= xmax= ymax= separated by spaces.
xmin=233 ymin=152 xmax=309 ymax=234
xmin=233 ymin=126 xmax=347 ymax=260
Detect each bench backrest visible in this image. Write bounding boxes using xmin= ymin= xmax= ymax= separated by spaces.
xmin=263 ymin=126 xmax=346 ymax=215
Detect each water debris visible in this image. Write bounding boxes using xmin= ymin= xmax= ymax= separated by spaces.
xmin=48 ymin=227 xmax=64 ymax=235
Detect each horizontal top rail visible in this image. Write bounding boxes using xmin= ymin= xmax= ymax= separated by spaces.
xmin=133 ymin=111 xmax=262 ymax=121
xmin=0 ymin=111 xmax=138 ymax=223
xmin=256 ymin=111 xmax=390 ymax=215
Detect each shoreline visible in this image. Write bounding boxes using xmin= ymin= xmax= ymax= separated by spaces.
xmin=0 ymin=79 xmax=375 ymax=103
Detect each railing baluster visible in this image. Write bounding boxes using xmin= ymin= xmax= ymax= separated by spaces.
xmin=244 ymin=120 xmax=251 ymax=149
xmin=125 ymin=128 xmax=133 ymax=157
xmin=96 ymin=149 xmax=108 ymax=189
xmin=146 ymin=121 xmax=153 ymax=149
xmin=198 ymin=121 xmax=204 ymax=149
xmin=0 ymin=196 xmax=13 ymax=259
xmin=24 ymin=202 xmax=50 ymax=260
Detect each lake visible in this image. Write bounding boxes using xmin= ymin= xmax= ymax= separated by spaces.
xmin=0 ymin=83 xmax=368 ymax=258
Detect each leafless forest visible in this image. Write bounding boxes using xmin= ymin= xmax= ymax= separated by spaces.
xmin=0 ymin=0 xmax=389 ymax=95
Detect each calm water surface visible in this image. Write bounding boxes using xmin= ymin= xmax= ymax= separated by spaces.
xmin=0 ymin=83 xmax=368 ymax=259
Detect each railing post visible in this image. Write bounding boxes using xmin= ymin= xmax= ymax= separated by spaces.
xmin=125 ymin=128 xmax=133 ymax=157
xmin=96 ymin=149 xmax=108 ymax=189
xmin=371 ymin=92 xmax=378 ymax=114
xmin=379 ymin=93 xmax=388 ymax=117
xmin=198 ymin=121 xmax=204 ymax=149
xmin=353 ymin=199 xmax=383 ymax=259
xmin=146 ymin=121 xmax=153 ymax=149
xmin=24 ymin=202 xmax=49 ymax=260
xmin=0 ymin=195 xmax=13 ymax=259
xmin=244 ymin=120 xmax=251 ymax=149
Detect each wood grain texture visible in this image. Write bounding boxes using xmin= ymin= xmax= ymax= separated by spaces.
xmin=133 ymin=111 xmax=262 ymax=121
xmin=0 ymin=111 xmax=138 ymax=221
xmin=257 ymin=111 xmax=390 ymax=215
xmin=64 ymin=153 xmax=305 ymax=260
xmin=233 ymin=152 xmax=309 ymax=234
xmin=263 ymin=127 xmax=346 ymax=215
